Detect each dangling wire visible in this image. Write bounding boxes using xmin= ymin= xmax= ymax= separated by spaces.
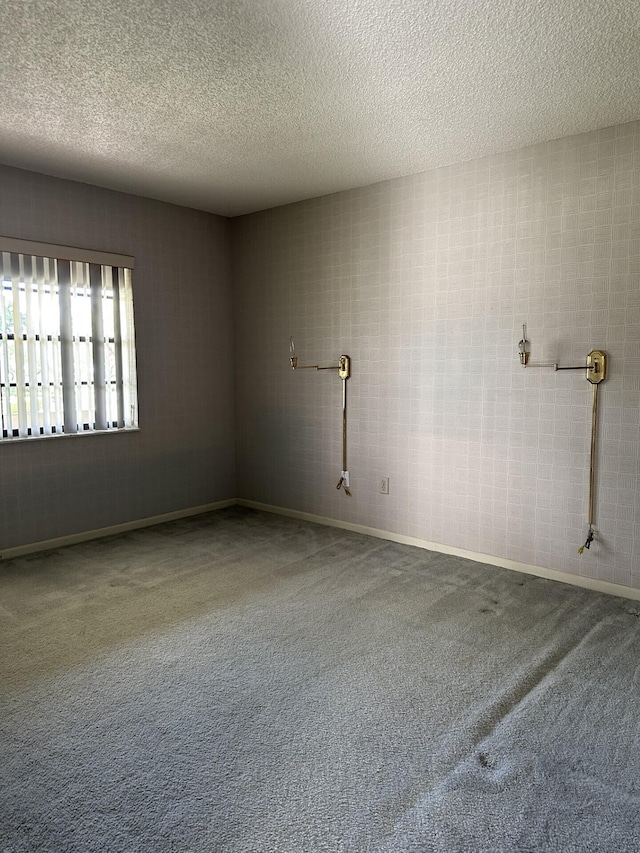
xmin=336 ymin=476 xmax=351 ymax=496
xmin=336 ymin=375 xmax=351 ymax=496
xmin=579 ymin=526 xmax=594 ymax=554
xmin=579 ymin=381 xmax=600 ymax=554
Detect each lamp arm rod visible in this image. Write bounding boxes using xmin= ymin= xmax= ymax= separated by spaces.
xmin=291 ymin=364 xmax=339 ymax=371
xmin=556 ymin=365 xmax=595 ymax=371
xmin=524 ymin=363 xmax=596 ymax=372
xmin=290 ymin=359 xmax=340 ymax=371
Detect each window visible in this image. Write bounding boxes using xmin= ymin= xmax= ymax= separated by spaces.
xmin=0 ymin=237 xmax=138 ymax=441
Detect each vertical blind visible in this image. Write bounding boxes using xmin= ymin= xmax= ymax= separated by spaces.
xmin=0 ymin=240 xmax=137 ymax=440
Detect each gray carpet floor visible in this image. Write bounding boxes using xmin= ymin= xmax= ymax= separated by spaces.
xmin=1 ymin=506 xmax=640 ymax=853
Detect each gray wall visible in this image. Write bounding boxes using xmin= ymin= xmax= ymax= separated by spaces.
xmin=0 ymin=165 xmax=235 ymax=550
xmin=232 ymin=121 xmax=640 ymax=590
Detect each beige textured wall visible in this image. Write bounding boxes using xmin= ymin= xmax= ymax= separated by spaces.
xmin=0 ymin=165 xmax=236 ymax=550
xmin=232 ymin=121 xmax=640 ymax=590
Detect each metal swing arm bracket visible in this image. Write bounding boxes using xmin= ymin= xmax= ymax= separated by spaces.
xmin=520 ymin=352 xmax=606 ymax=380
xmin=290 ymin=354 xmax=350 ymax=379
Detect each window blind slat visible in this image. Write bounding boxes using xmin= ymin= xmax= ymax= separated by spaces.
xmin=11 ymin=253 xmax=28 ymax=437
xmin=58 ymin=259 xmax=77 ymax=434
xmin=90 ymin=263 xmax=107 ymax=430
xmin=71 ymin=262 xmax=92 ymax=430
xmin=121 ymin=268 xmax=138 ymax=428
xmin=23 ymin=255 xmax=41 ymax=436
xmin=46 ymin=258 xmax=64 ymax=434
xmin=35 ymin=256 xmax=52 ymax=434
xmin=112 ymin=266 xmax=125 ymax=429
xmin=0 ymin=253 xmax=14 ymax=435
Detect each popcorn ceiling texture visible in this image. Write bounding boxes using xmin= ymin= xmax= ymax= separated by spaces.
xmin=0 ymin=0 xmax=639 ymax=216
xmin=0 ymin=165 xmax=235 ymax=551
xmin=232 ymin=121 xmax=640 ymax=591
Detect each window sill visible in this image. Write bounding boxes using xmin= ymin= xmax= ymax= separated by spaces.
xmin=1 ymin=427 xmax=140 ymax=445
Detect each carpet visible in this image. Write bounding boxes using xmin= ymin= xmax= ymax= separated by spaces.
xmin=1 ymin=506 xmax=639 ymax=852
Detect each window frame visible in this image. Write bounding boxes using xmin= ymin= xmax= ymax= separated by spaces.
xmin=0 ymin=236 xmax=138 ymax=442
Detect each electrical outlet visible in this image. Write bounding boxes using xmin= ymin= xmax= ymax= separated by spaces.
xmin=379 ymin=477 xmax=389 ymax=495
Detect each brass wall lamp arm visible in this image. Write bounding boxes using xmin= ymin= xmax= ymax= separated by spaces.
xmin=524 ymin=363 xmax=597 ymax=371
xmin=290 ymin=361 xmax=340 ymax=371
xmin=518 ymin=326 xmax=602 ymax=373
xmin=517 ymin=323 xmax=607 ymax=554
xmin=289 ymin=341 xmax=350 ymax=379
xmin=556 ymin=364 xmax=596 ymax=371
xmin=524 ymin=363 xmax=598 ymax=371
xmin=289 ymin=338 xmax=352 ymax=496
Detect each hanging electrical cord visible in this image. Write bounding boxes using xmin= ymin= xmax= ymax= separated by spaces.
xmin=336 ymin=375 xmax=351 ymax=496
xmin=579 ymin=381 xmax=600 ymax=554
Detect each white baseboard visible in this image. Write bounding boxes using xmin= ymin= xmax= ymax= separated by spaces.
xmin=5 ymin=495 xmax=639 ymax=603
xmin=237 ymin=499 xmax=640 ymax=603
xmin=0 ymin=499 xmax=237 ymax=560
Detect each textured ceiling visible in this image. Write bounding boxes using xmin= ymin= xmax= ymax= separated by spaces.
xmin=1 ymin=0 xmax=639 ymax=217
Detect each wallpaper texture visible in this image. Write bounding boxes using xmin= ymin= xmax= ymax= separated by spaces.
xmin=0 ymin=165 xmax=235 ymax=550
xmin=232 ymin=121 xmax=640 ymax=590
